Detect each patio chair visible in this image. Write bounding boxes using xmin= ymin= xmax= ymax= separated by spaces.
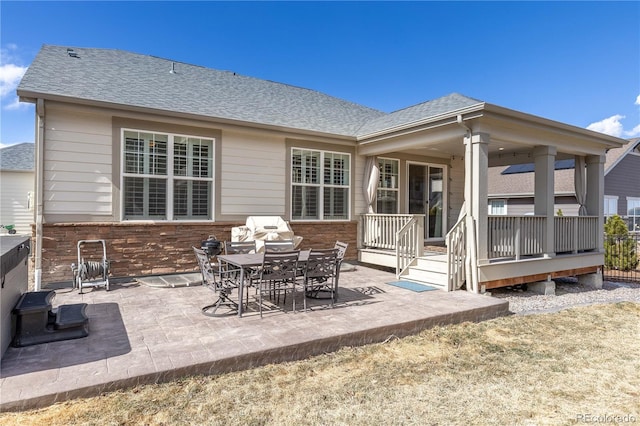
xmin=264 ymin=240 xmax=296 ymax=252
xmin=256 ymin=250 xmax=300 ymax=318
xmin=301 ymin=248 xmax=339 ymax=311
xmin=224 ymin=240 xmax=257 ymax=255
xmin=192 ymin=246 xmax=238 ymax=317
xmin=221 ymin=240 xmax=258 ymax=307
xmin=334 ymin=241 xmax=348 ymax=262
xmin=333 ymin=241 xmax=348 ymax=301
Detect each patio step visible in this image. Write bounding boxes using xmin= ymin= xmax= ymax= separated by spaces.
xmin=401 ymin=255 xmax=448 ymax=289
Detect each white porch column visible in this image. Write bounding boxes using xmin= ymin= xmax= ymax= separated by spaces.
xmin=471 ymin=133 xmax=490 ymax=263
xmin=586 ymin=154 xmax=605 ymax=251
xmin=533 ymin=145 xmax=556 ymax=258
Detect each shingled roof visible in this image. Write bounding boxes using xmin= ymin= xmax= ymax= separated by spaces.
xmin=0 ymin=143 xmax=34 ymax=171
xmin=356 ymin=93 xmax=482 ymax=136
xmin=18 ymin=45 xmax=388 ymax=137
xmin=18 ymin=45 xmax=486 ymax=139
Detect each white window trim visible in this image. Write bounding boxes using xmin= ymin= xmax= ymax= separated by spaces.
xmin=377 ymin=157 xmax=400 ymax=214
xmin=488 ymin=199 xmax=507 ymax=215
xmin=627 ymin=197 xmax=640 ymax=215
xmin=290 ymin=147 xmax=351 ymax=221
xmin=120 ymin=128 xmax=215 ymax=222
xmin=604 ymin=195 xmax=618 ymax=217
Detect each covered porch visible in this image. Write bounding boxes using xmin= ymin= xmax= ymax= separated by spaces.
xmin=355 ymin=101 xmax=625 ymax=292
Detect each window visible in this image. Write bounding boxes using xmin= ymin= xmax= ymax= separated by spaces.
xmin=122 ymin=130 xmax=213 ymax=220
xmin=627 ymin=197 xmax=640 ymax=231
xmin=377 ymin=158 xmax=399 ymax=214
xmin=604 ymin=195 xmax=618 ymax=218
xmin=488 ymin=199 xmax=507 ymax=215
xmin=291 ymin=148 xmax=350 ymax=220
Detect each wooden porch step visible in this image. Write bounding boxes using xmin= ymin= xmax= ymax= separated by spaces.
xmin=401 ymin=255 xmax=448 ymax=289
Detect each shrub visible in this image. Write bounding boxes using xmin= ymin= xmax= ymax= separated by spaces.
xmin=604 ymin=215 xmax=638 ymax=270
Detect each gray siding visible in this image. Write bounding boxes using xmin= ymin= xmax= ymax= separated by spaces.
xmin=493 ymin=196 xmax=580 ymax=216
xmin=605 ymin=153 xmax=640 ymax=216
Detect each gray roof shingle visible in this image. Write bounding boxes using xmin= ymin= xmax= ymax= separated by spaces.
xmin=356 ymin=93 xmax=483 ymax=136
xmin=18 ymin=45 xmax=488 ymax=138
xmin=18 ymin=45 xmax=386 ymax=137
xmin=0 ymin=143 xmax=34 ymax=171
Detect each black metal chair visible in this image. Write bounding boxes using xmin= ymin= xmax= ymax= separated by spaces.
xmin=301 ymin=248 xmax=339 ymax=311
xmin=256 ymin=250 xmax=300 ymax=318
xmin=192 ymin=246 xmax=238 ymax=317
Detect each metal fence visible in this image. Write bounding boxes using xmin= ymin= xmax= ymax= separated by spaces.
xmin=603 ymin=232 xmax=640 ymax=283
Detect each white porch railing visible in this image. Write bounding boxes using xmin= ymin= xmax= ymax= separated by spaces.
xmin=445 ymin=213 xmax=466 ymax=291
xmin=361 ymin=214 xmax=419 ymax=250
xmin=488 ymin=215 xmax=599 ymax=260
xmin=396 ymin=216 xmax=424 ymax=278
xmin=361 ymin=214 xmax=424 ymax=277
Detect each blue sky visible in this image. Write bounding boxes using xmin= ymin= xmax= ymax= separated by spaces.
xmin=1 ymin=1 xmax=639 ymax=147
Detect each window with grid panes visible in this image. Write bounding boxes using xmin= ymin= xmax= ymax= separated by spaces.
xmin=377 ymin=158 xmax=399 ymax=214
xmin=628 ymin=197 xmax=640 ymax=231
xmin=291 ymin=148 xmax=350 ymax=220
xmin=489 ymin=199 xmax=507 ymax=215
xmin=122 ymin=130 xmax=213 ymax=220
xmin=604 ymin=196 xmax=618 ymax=218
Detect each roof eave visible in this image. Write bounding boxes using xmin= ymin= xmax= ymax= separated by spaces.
xmin=357 ymin=102 xmax=486 ymax=142
xmin=483 ymin=103 xmax=628 ymax=148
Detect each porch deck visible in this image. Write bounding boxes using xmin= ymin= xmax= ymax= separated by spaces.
xmin=360 ymin=213 xmax=604 ymax=291
xmin=0 ymin=263 xmax=509 ymax=411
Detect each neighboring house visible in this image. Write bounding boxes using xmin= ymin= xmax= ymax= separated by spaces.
xmin=604 ymin=138 xmax=640 ymax=230
xmin=0 ymin=143 xmax=34 ymax=235
xmin=488 ymin=138 xmax=640 ymax=230
xmin=17 ymin=45 xmax=627 ymax=292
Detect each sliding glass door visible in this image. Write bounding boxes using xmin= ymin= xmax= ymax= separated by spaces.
xmin=408 ymin=163 xmax=446 ymax=240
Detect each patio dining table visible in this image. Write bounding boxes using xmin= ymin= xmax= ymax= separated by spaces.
xmin=216 ymin=250 xmax=310 ymax=317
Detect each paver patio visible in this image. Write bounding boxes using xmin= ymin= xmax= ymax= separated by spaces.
xmin=0 ymin=263 xmax=509 ymax=411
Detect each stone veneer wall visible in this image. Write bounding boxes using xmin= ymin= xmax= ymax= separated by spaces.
xmin=35 ymin=221 xmax=358 ymax=284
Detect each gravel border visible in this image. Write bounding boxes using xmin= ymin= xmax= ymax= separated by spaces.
xmin=490 ymin=278 xmax=640 ymax=315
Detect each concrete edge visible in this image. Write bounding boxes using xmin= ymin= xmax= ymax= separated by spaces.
xmin=0 ymin=299 xmax=510 ymax=412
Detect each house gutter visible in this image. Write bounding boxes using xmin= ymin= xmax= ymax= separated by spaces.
xmin=34 ymin=99 xmax=45 ymax=291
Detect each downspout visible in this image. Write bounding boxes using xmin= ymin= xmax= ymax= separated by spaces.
xmin=456 ymin=114 xmax=479 ymax=293
xmin=34 ymin=99 xmax=45 ymax=291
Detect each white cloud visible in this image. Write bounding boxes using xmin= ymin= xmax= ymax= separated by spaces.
xmin=0 ymin=63 xmax=28 ymax=98
xmin=0 ymin=44 xmax=28 ymax=110
xmin=628 ymin=124 xmax=640 ymax=137
xmin=586 ymin=95 xmax=640 ymax=138
xmin=587 ymin=114 xmax=625 ymax=137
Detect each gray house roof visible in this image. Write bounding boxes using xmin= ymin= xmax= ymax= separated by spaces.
xmin=18 ymin=45 xmax=388 ymax=137
xmin=356 ymin=93 xmax=483 ymax=136
xmin=18 ymin=45 xmax=486 ymax=139
xmin=0 ymin=143 xmax=34 ymax=171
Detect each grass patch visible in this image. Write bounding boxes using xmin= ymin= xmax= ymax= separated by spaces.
xmin=2 ymin=302 xmax=639 ymax=425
